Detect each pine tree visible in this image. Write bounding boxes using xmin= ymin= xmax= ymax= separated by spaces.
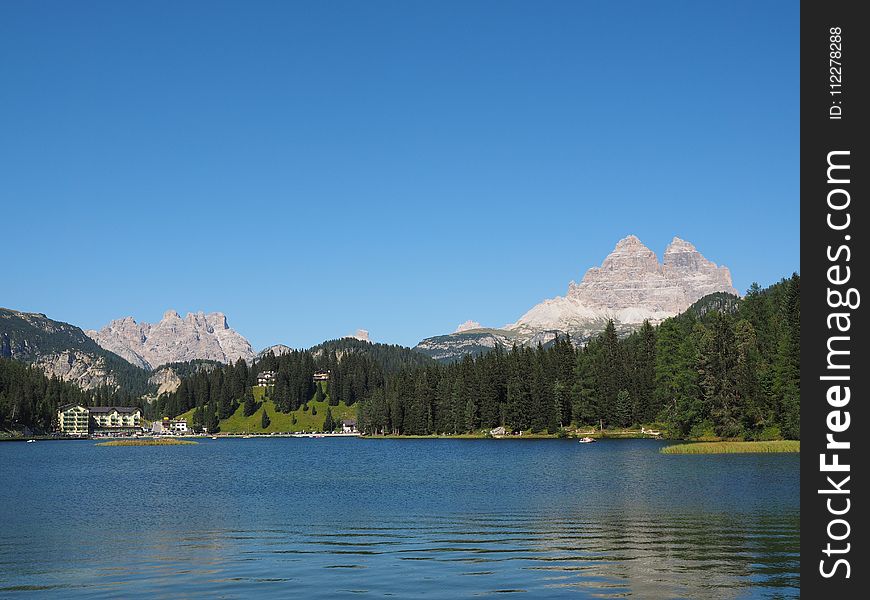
xmin=615 ymin=389 xmax=632 ymax=428
xmin=697 ymin=313 xmax=742 ymax=438
xmin=323 ymin=407 xmax=335 ymax=432
xmin=206 ymin=402 xmax=220 ymax=433
xmin=243 ymin=387 xmax=257 ymax=417
xmin=192 ymin=404 xmax=204 ymax=432
xmin=261 ymin=408 xmax=271 ymax=429
xmin=506 ymin=376 xmax=529 ymax=432
xmin=595 ymin=320 xmax=624 ymax=427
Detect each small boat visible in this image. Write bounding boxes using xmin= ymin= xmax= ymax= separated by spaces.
xmin=26 ymin=439 xmax=36 ymax=443
xmin=578 ymin=437 xmax=596 ymax=444
xmin=211 ymin=436 xmax=218 ymax=440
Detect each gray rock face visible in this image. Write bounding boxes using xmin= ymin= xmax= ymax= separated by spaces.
xmin=257 ymin=344 xmax=293 ymax=360
xmin=1 ymin=307 xmax=135 ymax=389
xmin=86 ymin=309 xmax=255 ymax=370
xmin=148 ymin=366 xmax=183 ymax=396
xmin=34 ymin=351 xmax=118 ymax=389
xmin=414 ymin=328 xmax=522 ymax=362
xmin=415 ymin=235 xmax=737 ymax=362
xmin=512 ymin=235 xmax=737 ymax=332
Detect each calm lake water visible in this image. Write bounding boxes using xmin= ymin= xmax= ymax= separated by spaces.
xmin=0 ymin=438 xmax=798 ymax=598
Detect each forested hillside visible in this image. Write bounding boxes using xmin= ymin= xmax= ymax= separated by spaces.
xmin=308 ymin=338 xmax=434 ymax=373
xmin=157 ymin=338 xmax=427 ymax=431
xmin=357 ymin=275 xmax=800 ymax=440
xmin=0 ymin=308 xmax=153 ymax=394
xmin=0 ymin=358 xmax=145 ymax=433
xmin=158 ymin=275 xmax=799 ymax=439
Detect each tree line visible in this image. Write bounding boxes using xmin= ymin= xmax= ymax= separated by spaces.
xmin=1 ymin=276 xmax=799 ymax=440
xmin=357 ymin=275 xmax=800 ymax=440
xmin=158 ymin=339 xmax=427 ymax=432
xmin=0 ymin=358 xmax=144 ymax=432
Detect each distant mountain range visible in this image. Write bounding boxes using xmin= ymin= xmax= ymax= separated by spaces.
xmin=414 ymin=235 xmax=738 ymax=361
xmin=85 ymin=310 xmax=255 ymax=370
xmin=2 ymin=234 xmax=740 ymax=383
xmin=0 ymin=308 xmax=151 ymax=392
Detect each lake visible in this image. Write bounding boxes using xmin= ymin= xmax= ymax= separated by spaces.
xmin=0 ymin=438 xmax=799 ymax=598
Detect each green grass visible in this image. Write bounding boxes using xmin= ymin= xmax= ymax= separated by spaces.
xmin=96 ymin=439 xmax=198 ymax=446
xmin=661 ymin=440 xmax=800 ymax=454
xmin=175 ymin=385 xmax=357 ymax=434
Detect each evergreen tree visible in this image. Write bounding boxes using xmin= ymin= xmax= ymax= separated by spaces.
xmin=614 ymin=389 xmax=632 ymax=428
xmin=243 ymin=387 xmax=257 ymax=417
xmin=697 ymin=313 xmax=742 ymax=438
xmin=261 ymin=408 xmax=271 ymax=429
xmin=323 ymin=406 xmax=335 ymax=432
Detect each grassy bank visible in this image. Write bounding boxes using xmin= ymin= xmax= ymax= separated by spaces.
xmin=661 ymin=440 xmax=800 ymax=454
xmin=175 ymin=386 xmax=357 ymax=434
xmin=96 ymin=439 xmax=199 ymax=447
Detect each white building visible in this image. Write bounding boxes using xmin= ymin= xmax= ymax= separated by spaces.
xmin=152 ymin=418 xmax=189 ymax=434
xmin=257 ymin=371 xmax=276 ymax=386
xmin=170 ymin=420 xmax=188 ymax=433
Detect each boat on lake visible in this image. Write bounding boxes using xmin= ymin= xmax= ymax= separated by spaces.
xmin=578 ymin=437 xmax=596 ymax=444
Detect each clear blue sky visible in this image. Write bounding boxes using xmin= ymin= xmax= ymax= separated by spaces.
xmin=1 ymin=1 xmax=798 ymax=351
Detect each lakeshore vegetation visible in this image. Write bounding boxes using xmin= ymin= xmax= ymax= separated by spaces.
xmin=355 ymin=275 xmax=800 ymax=440
xmin=661 ymin=440 xmax=800 ymax=454
xmin=96 ymin=439 xmax=198 ymax=447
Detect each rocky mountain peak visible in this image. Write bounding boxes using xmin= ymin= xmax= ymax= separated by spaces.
xmin=455 ymin=320 xmax=482 ymax=333
xmin=86 ymin=309 xmax=254 ymax=370
xmin=581 ymin=235 xmax=660 ymax=283
xmin=514 ymin=235 xmax=736 ymax=333
xmin=420 ymin=234 xmax=739 ymax=362
xmin=349 ymin=329 xmax=371 ymax=342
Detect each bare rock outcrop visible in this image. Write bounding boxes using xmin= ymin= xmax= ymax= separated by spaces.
xmin=510 ymin=235 xmax=737 ymax=333
xmin=416 ymin=235 xmax=738 ymax=361
xmin=148 ymin=366 xmax=183 ymax=395
xmin=1 ymin=307 xmax=137 ymax=389
xmin=86 ymin=310 xmax=255 ymax=370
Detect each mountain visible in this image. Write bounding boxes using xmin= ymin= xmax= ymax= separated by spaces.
xmin=307 ymin=337 xmax=434 ymax=374
xmin=0 ymin=308 xmax=151 ymax=391
xmin=414 ymin=235 xmax=738 ymax=361
xmin=148 ymin=360 xmax=223 ymax=396
xmin=86 ymin=310 xmax=255 ymax=370
xmin=256 ymin=344 xmax=293 ymax=360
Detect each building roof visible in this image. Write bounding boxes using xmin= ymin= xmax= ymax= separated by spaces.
xmin=89 ymin=406 xmax=141 ymax=414
xmin=341 ymin=419 xmax=357 ymax=425
xmin=58 ymin=403 xmax=87 ymax=411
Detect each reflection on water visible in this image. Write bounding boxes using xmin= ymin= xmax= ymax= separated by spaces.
xmin=0 ymin=438 xmax=798 ymax=598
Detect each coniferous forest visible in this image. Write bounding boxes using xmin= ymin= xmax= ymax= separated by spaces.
xmin=0 ymin=359 xmax=144 ymax=432
xmin=355 ymin=274 xmax=800 ymax=440
xmin=1 ymin=275 xmax=799 ymax=440
xmin=154 ymin=339 xmax=427 ymax=433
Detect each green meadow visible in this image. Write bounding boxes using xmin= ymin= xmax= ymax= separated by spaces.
xmin=175 ymin=385 xmax=356 ymax=434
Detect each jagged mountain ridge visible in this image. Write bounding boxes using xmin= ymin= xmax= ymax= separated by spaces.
xmin=86 ymin=309 xmax=255 ymax=370
xmin=0 ymin=308 xmax=152 ymax=391
xmin=415 ymin=235 xmax=738 ymax=362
